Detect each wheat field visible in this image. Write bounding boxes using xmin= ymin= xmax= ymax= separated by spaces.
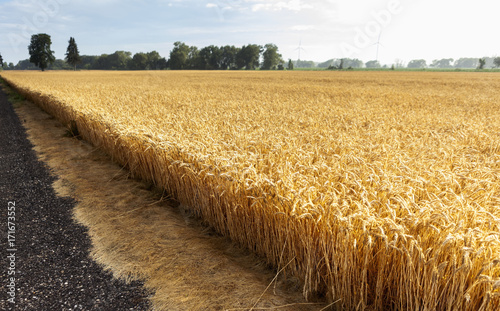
xmin=2 ymin=70 xmax=500 ymax=310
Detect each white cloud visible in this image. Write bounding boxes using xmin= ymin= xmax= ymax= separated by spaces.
xmin=206 ymin=3 xmax=217 ymax=8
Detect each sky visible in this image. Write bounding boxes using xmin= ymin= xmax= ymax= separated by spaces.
xmin=1 ymin=0 xmax=499 ymax=66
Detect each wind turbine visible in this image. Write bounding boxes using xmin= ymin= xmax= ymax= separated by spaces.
xmin=373 ymin=31 xmax=383 ymax=64
xmin=294 ymin=40 xmax=306 ymax=63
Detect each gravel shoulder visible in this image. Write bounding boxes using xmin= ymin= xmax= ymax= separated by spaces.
xmin=0 ymin=86 xmax=151 ymax=310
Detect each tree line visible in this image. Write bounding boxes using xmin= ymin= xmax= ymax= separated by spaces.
xmin=402 ymin=57 xmax=500 ymax=70
xmin=317 ymin=57 xmax=500 ymax=70
xmin=1 ymin=33 xmax=500 ymax=71
xmin=0 ymin=34 xmax=288 ymax=71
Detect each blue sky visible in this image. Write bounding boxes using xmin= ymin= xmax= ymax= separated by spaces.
xmin=1 ymin=0 xmax=499 ymax=66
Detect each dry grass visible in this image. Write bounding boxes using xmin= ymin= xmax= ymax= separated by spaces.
xmin=2 ymin=70 xmax=500 ymax=310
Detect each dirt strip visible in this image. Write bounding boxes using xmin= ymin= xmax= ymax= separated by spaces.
xmin=1 ymin=83 xmax=329 ymax=310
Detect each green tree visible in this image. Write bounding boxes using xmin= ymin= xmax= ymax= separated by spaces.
xmin=146 ymin=51 xmax=167 ymax=70
xmin=0 ymin=53 xmax=3 ymax=70
xmin=317 ymin=59 xmax=333 ymax=68
xmin=221 ymin=45 xmax=239 ymax=70
xmin=65 ymin=37 xmax=81 ymax=71
xmin=156 ymin=57 xmax=168 ymax=70
xmin=407 ymin=59 xmax=427 ymax=68
xmin=28 ymin=33 xmax=55 ymax=71
xmin=198 ymin=45 xmax=223 ymax=70
xmin=49 ymin=59 xmax=72 ymax=70
xmin=318 ymin=58 xmax=363 ymax=69
xmin=365 ymin=60 xmax=381 ymax=68
xmin=91 ymin=51 xmax=131 ymax=70
xmin=235 ymin=47 xmax=246 ymax=69
xmin=236 ymin=44 xmax=261 ymax=70
xmin=345 ymin=58 xmax=363 ymax=68
xmin=187 ymin=46 xmax=203 ymax=69
xmin=494 ymin=57 xmax=500 ymax=68
xmin=169 ymin=41 xmax=190 ymax=69
xmin=454 ymin=58 xmax=478 ymax=69
xmin=80 ymin=55 xmax=99 ymax=70
xmin=261 ymin=43 xmax=283 ymax=70
xmin=15 ymin=59 xmax=39 ymax=70
xmin=478 ymin=58 xmax=486 ymax=70
xmin=287 ymin=59 xmax=294 ymax=70
xmin=129 ymin=52 xmax=149 ymax=70
xmin=108 ymin=51 xmax=132 ymax=70
xmin=294 ymin=60 xmax=315 ymax=68
xmin=339 ymin=59 xmax=345 ymax=69
xmin=92 ymin=54 xmax=109 ymax=69
xmin=328 ymin=59 xmax=346 ymax=70
xmin=430 ymin=58 xmax=453 ymax=68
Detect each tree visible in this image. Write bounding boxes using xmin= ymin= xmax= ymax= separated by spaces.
xmin=294 ymin=60 xmax=315 ymax=68
xmin=317 ymin=59 xmax=334 ymax=68
xmin=236 ymin=44 xmax=261 ymax=70
xmin=28 ymin=34 xmax=55 ymax=71
xmin=454 ymin=58 xmax=478 ymax=69
xmin=196 ymin=46 xmax=217 ymax=69
xmin=65 ymin=37 xmax=81 ymax=71
xmin=407 ymin=59 xmax=427 ymax=69
xmin=318 ymin=58 xmax=363 ymax=69
xmin=169 ymin=41 xmax=190 ymax=70
xmin=90 ymin=51 xmax=131 ymax=70
xmin=146 ymin=51 xmax=167 ymax=70
xmin=129 ymin=52 xmax=149 ymax=70
xmin=430 ymin=58 xmax=453 ymax=68
xmin=187 ymin=46 xmax=202 ymax=69
xmin=365 ymin=60 xmax=381 ymax=68
xmin=108 ymin=51 xmax=132 ymax=70
xmin=221 ymin=45 xmax=239 ymax=70
xmin=261 ymin=43 xmax=283 ymax=70
xmin=494 ymin=57 xmax=500 ymax=68
xmin=156 ymin=57 xmax=168 ymax=70
xmin=198 ymin=45 xmax=223 ymax=70
xmin=328 ymin=59 xmax=346 ymax=70
xmin=79 ymin=55 xmax=99 ymax=70
xmin=394 ymin=59 xmax=406 ymax=68
xmin=338 ymin=59 xmax=344 ymax=70
xmin=93 ymin=54 xmax=109 ymax=69
xmin=0 ymin=53 xmax=3 ymax=70
xmin=287 ymin=59 xmax=294 ymax=70
xmin=344 ymin=58 xmax=363 ymax=68
xmin=478 ymin=58 xmax=486 ymax=70
xmin=14 ymin=59 xmax=39 ymax=70
xmin=49 ymin=59 xmax=72 ymax=70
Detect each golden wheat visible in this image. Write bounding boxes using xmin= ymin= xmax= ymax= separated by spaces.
xmin=2 ymin=70 xmax=500 ymax=310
